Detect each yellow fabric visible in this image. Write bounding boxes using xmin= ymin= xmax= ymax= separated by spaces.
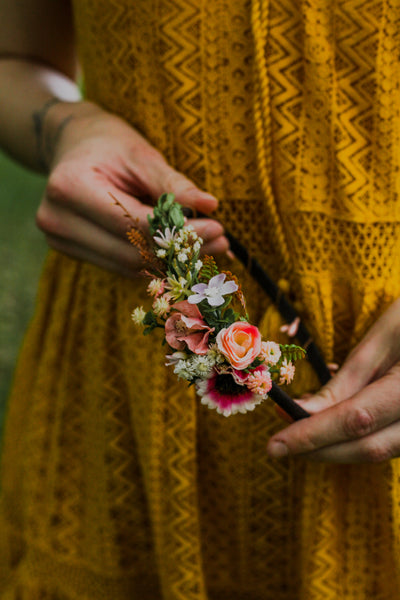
xmin=2 ymin=0 xmax=400 ymax=598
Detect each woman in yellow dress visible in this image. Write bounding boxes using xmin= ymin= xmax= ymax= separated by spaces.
xmin=1 ymin=0 xmax=400 ymax=598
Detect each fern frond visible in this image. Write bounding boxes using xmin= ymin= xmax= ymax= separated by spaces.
xmin=198 ymin=255 xmax=219 ymax=282
xmin=279 ymin=344 xmax=307 ymax=363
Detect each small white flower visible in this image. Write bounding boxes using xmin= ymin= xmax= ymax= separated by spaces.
xmin=147 ymin=278 xmax=165 ymax=297
xmin=207 ymin=344 xmax=225 ymax=365
xmin=279 ymin=358 xmax=296 ymax=385
xmin=153 ymin=226 xmax=177 ymax=249
xmin=153 ymin=295 xmax=171 ymax=317
xmin=131 ymin=306 xmax=146 ymax=325
xmin=177 ymin=252 xmax=188 ymax=263
xmin=193 ymin=241 xmax=202 ymax=253
xmin=260 ymin=341 xmax=281 ymax=365
xmin=188 ymin=273 xmax=238 ymax=307
xmin=189 ymin=354 xmax=215 ymax=379
xmin=156 ymin=248 xmax=167 ymax=258
xmin=195 ymin=260 xmax=203 ymax=271
xmin=174 ymin=359 xmax=195 ymax=381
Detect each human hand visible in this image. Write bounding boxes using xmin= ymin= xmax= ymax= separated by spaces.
xmin=267 ymin=297 xmax=400 ymax=463
xmin=36 ymin=100 xmax=228 ymax=278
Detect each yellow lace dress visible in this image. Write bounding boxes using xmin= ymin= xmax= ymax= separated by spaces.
xmin=1 ymin=1 xmax=400 ymax=598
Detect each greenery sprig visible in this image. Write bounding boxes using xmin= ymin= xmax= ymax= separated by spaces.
xmin=148 ymin=192 xmax=185 ymax=237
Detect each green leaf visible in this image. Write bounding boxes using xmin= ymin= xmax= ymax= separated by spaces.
xmin=221 ymin=307 xmax=237 ymax=324
xmin=249 ymin=356 xmax=264 ymax=369
xmin=170 ymin=204 xmax=185 ymax=229
xmin=143 ymin=310 xmax=158 ymax=326
xmin=162 ymin=192 xmax=175 ymax=211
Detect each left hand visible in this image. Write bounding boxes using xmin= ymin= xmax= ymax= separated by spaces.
xmin=267 ymin=297 xmax=400 ymax=463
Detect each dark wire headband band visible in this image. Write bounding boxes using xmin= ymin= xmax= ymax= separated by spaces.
xmin=185 ymin=208 xmax=332 ymax=420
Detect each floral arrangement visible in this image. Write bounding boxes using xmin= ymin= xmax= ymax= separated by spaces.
xmin=122 ymin=193 xmax=305 ymax=417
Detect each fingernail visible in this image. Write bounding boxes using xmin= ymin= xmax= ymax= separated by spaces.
xmin=207 ymin=221 xmax=224 ymax=237
xmin=201 ymin=192 xmax=218 ymax=203
xmin=267 ymin=441 xmax=289 ymax=458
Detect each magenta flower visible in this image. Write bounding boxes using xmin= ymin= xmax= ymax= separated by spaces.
xmin=165 ymin=300 xmax=214 ymax=355
xmin=196 ymin=371 xmax=266 ymax=417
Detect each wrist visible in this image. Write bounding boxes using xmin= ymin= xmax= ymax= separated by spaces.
xmin=35 ymin=99 xmax=106 ymax=171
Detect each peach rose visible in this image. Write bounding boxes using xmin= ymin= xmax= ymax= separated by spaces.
xmin=216 ymin=322 xmax=262 ymax=370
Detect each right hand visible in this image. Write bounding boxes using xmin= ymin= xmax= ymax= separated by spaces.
xmin=36 ymin=100 xmax=228 ymax=278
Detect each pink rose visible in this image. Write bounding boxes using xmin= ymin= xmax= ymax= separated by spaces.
xmin=216 ymin=322 xmax=262 ymax=370
xmin=165 ymin=301 xmax=214 ymax=355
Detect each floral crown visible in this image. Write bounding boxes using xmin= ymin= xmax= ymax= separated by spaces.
xmin=118 ymin=193 xmax=308 ymax=418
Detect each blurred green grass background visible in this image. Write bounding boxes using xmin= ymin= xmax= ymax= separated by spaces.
xmin=0 ymin=151 xmax=47 ymax=435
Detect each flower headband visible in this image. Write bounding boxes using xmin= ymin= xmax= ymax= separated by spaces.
xmin=117 ymin=193 xmax=309 ymax=419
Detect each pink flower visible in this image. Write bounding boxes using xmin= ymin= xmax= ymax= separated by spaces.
xmin=196 ymin=371 xmax=266 ymax=417
xmin=280 ymin=316 xmax=301 ymax=338
xmin=246 ymin=365 xmax=272 ymax=395
xmin=216 ymin=322 xmax=262 ymax=370
xmin=165 ymin=300 xmax=214 ymax=355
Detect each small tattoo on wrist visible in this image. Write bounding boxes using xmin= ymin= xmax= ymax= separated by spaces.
xmin=33 ymin=98 xmax=74 ymax=171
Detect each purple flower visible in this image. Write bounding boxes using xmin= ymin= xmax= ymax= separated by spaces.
xmin=187 ymin=273 xmax=238 ymax=307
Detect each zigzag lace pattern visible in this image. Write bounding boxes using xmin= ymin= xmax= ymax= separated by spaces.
xmin=2 ymin=1 xmax=400 ymax=598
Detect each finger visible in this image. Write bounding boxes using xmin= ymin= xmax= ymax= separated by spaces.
xmin=190 ymin=218 xmax=225 ymax=244
xmin=45 ymin=171 xmax=153 ymax=240
xmin=38 ymin=202 xmax=144 ymax=274
xmin=47 ymin=235 xmax=141 ymax=280
xmin=300 ymin=299 xmax=400 ymax=415
xmin=46 ymin=166 xmax=226 ymax=252
xmin=190 ymin=217 xmax=230 ymax=255
xmin=150 ymin=163 xmax=219 ymax=215
xmin=326 ymin=299 xmax=400 ymax=400
xmin=304 ymin=417 xmax=400 ymax=463
xmin=201 ymin=235 xmax=230 ymax=256
xmin=266 ymin=366 xmax=400 ymax=457
xmin=291 ymin=332 xmax=400 ymax=419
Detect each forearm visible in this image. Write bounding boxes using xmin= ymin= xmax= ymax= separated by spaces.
xmin=0 ymin=58 xmax=84 ymax=172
